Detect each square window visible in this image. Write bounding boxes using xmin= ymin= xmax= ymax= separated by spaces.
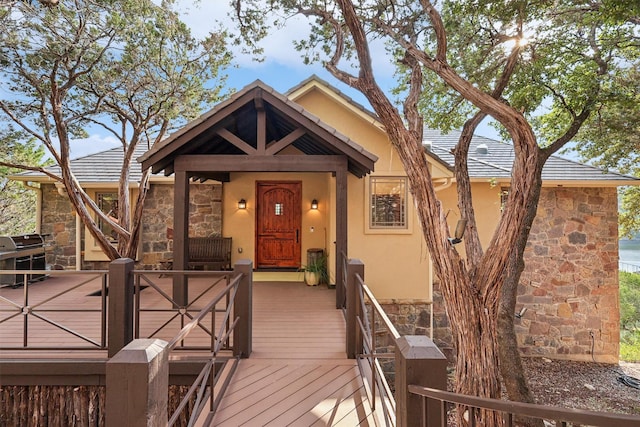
xmin=370 ymin=177 xmax=407 ymax=229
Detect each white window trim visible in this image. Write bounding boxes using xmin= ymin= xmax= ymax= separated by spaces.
xmin=364 ymin=175 xmax=413 ymax=235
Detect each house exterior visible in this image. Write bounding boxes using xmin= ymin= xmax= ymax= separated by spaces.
xmin=11 ymin=76 xmax=638 ymax=363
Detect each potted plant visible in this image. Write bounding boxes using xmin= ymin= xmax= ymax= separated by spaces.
xmin=303 ymin=253 xmax=329 ymax=286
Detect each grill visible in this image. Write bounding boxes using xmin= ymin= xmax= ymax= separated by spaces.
xmin=0 ymin=233 xmax=47 ymax=287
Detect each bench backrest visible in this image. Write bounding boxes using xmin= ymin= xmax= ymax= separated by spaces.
xmin=189 ymin=237 xmax=232 ymax=262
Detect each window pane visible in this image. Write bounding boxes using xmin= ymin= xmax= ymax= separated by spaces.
xmin=97 ymin=192 xmax=118 ymax=243
xmin=275 ymin=203 xmax=284 ymax=216
xmin=370 ymin=177 xmax=407 ymax=228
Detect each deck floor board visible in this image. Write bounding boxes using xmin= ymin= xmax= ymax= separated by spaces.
xmin=209 ymin=281 xmax=377 ymax=426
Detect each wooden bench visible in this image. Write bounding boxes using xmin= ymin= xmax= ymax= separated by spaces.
xmin=188 ymin=236 xmax=232 ymax=271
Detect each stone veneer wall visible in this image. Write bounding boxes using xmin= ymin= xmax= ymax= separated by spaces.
xmin=40 ymin=182 xmax=222 ymax=270
xmin=380 ymin=187 xmax=620 ymax=363
xmin=140 ymin=183 xmax=222 ymax=269
xmin=41 ymin=184 xmax=77 ymax=268
xmin=516 ymin=186 xmax=619 ymax=362
xmin=376 ymin=297 xmax=455 ymax=360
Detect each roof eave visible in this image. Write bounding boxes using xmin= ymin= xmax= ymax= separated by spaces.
xmin=467 ymin=176 xmax=640 ymax=187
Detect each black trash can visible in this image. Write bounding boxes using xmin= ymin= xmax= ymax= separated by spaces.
xmin=305 ymin=248 xmax=326 ymax=286
xmin=307 ymin=248 xmax=324 ymax=267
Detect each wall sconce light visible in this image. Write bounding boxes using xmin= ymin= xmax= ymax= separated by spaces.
xmin=238 ymin=199 xmax=247 ymax=209
xmin=311 ymin=199 xmax=318 ymax=210
xmin=448 ymin=219 xmax=467 ymax=245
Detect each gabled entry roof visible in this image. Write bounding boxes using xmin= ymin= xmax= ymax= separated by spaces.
xmin=138 ymin=80 xmax=378 ymax=179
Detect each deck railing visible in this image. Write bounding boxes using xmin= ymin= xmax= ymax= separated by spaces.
xmin=409 ymin=386 xmax=640 ymax=427
xmin=352 ymin=262 xmax=398 ymax=426
xmin=0 ymin=269 xmax=109 ymax=350
xmin=106 ymin=258 xmax=253 ymax=426
xmin=164 ymin=271 xmax=242 ymax=426
xmin=620 ymin=261 xmax=640 ymax=274
xmin=344 ymin=257 xmax=448 ymax=427
xmin=343 ymin=258 xmax=639 ymax=427
xmin=0 ymin=264 xmax=243 ymax=352
xmin=134 ymin=269 xmax=233 ymax=350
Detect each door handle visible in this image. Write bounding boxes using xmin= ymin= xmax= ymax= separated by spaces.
xmin=296 ymin=229 xmax=299 ymax=243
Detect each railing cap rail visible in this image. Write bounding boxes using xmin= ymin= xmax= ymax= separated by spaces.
xmin=409 ymin=386 xmax=640 ymax=426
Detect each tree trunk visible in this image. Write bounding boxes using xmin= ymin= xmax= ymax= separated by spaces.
xmin=124 ymin=167 xmax=151 ymax=260
xmin=496 ymin=157 xmax=546 ymax=427
xmin=444 ymin=274 xmax=503 ymax=425
xmin=386 ymin=120 xmax=505 ymax=426
xmin=327 ymin=4 xmax=545 ymax=424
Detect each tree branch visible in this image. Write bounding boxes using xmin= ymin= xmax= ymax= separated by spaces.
xmin=0 ymin=162 xmax=62 ymax=182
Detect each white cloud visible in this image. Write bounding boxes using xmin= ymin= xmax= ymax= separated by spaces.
xmin=174 ymin=1 xmax=396 ymax=79
xmin=70 ymin=135 xmax=120 ymax=159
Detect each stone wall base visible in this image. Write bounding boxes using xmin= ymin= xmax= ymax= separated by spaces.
xmin=42 ymin=183 xmax=222 ymax=271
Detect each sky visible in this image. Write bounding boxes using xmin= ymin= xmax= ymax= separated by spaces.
xmin=69 ymin=0 xmax=505 ymax=159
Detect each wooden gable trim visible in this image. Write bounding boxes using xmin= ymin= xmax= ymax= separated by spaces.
xmin=141 ymin=89 xmax=260 ymax=173
xmin=175 ymin=154 xmax=348 ymax=173
xmin=258 ymin=89 xmax=376 ymax=171
xmin=141 ymin=82 xmax=376 ymax=177
xmin=256 ymin=91 xmax=267 ymax=153
xmin=217 ymin=128 xmax=258 ymax=155
xmin=265 ymin=128 xmax=306 ymax=155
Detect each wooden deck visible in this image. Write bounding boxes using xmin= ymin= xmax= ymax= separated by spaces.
xmin=0 ymin=274 xmax=381 ymax=426
xmin=209 ymin=282 xmax=380 ymax=426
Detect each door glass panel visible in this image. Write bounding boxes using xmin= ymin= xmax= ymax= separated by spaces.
xmin=275 ymin=203 xmax=284 ymax=216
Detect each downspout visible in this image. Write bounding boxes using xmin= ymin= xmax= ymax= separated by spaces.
xmin=75 ymin=214 xmax=81 ymax=271
xmin=22 ymin=181 xmax=42 ymax=233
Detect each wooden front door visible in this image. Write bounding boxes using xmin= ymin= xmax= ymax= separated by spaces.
xmin=256 ymin=181 xmax=302 ymax=268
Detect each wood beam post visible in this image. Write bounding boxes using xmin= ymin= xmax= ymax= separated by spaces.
xmin=395 ymin=336 xmax=448 ymax=427
xmin=335 ymin=162 xmax=348 ymax=309
xmin=106 ymin=339 xmax=169 ymax=427
xmin=108 ymin=258 xmax=134 ymax=358
xmin=346 ymin=259 xmax=364 ymax=359
xmin=173 ymin=170 xmax=189 ymax=307
xmin=233 ymin=259 xmax=253 ymax=358
xmin=256 ymin=102 xmax=266 ymax=154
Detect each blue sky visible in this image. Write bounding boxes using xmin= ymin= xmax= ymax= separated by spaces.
xmin=72 ymin=0 xmax=506 ymax=159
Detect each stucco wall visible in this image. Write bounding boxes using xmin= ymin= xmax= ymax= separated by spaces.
xmin=293 ymin=86 xmax=434 ymax=300
xmin=222 ymin=171 xmax=330 ymax=268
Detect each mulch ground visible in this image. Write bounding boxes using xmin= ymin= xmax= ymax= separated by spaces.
xmin=522 ymin=357 xmax=640 ymax=416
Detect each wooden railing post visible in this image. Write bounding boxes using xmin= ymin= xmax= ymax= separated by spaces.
xmin=106 ymin=339 xmax=169 ymax=427
xmin=346 ymin=259 xmax=364 ymax=359
xmin=395 ymin=335 xmax=448 ymax=427
xmin=108 ymin=258 xmax=134 ymax=358
xmin=233 ymin=259 xmax=253 ymax=358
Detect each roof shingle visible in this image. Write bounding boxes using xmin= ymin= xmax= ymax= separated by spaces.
xmin=423 ymin=128 xmax=637 ymax=183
